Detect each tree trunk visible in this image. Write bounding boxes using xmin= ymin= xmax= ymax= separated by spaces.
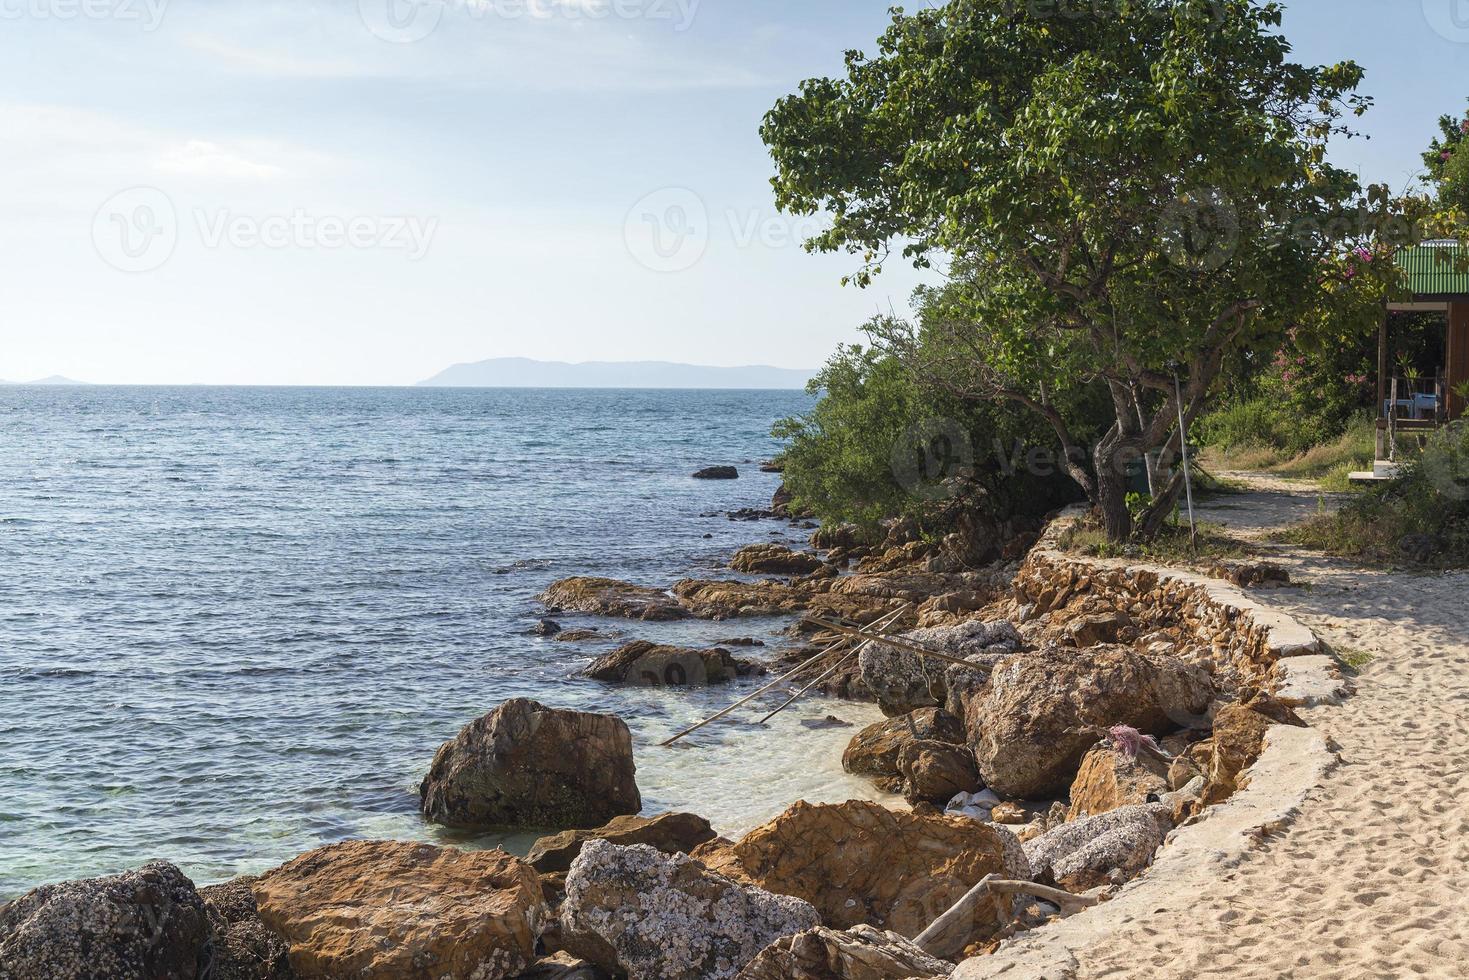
xmin=1093 ymin=443 xmax=1134 ymax=541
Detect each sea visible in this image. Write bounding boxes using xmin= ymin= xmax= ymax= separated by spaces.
xmin=0 ymin=385 xmax=890 ymax=900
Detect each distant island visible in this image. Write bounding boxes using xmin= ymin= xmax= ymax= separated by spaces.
xmin=418 ymin=358 xmax=816 ymax=390
xmin=0 ymin=376 xmax=90 ymax=386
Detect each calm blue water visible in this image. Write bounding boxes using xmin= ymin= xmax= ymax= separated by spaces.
xmin=0 ymin=386 xmax=889 ymax=899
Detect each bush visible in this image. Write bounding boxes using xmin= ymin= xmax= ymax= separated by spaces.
xmin=1285 ymin=422 xmax=1469 ymax=566
xmin=773 ymin=345 xmax=1084 ymax=532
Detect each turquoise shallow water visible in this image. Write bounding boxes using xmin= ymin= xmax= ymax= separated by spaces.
xmin=0 ymin=385 xmax=889 ymax=899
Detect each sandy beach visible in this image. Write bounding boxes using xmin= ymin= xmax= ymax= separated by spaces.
xmin=1046 ymin=477 xmax=1469 ymax=978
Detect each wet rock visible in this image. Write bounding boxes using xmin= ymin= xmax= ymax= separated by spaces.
xmin=1067 ymin=744 xmax=1171 ymax=821
xmin=731 ymin=543 xmax=825 ymax=576
xmin=718 ymin=636 xmax=766 ymax=647
xmin=1024 ymin=803 xmax=1172 ymax=893
xmin=842 ymin=709 xmax=964 ymax=792
xmin=559 ymin=841 xmax=818 ymax=980
xmin=584 ymin=641 xmax=759 ymax=687
xmin=897 ymin=740 xmax=983 ymax=805
xmin=554 ymin=628 xmax=605 ymax=643
xmin=420 ymin=699 xmax=640 ymax=830
xmin=0 ymin=861 xmax=212 ymax=980
xmin=694 ymin=466 xmax=740 ymax=480
xmin=526 ymin=812 xmax=718 ymax=874
xmin=801 ymin=715 xmax=855 ymax=730
xmin=769 ymin=645 xmax=873 ymax=702
xmin=531 ymin=619 xmax=563 ymax=637
xmin=253 ymin=840 xmax=544 ymax=980
xmin=969 ymin=646 xmax=1213 ymax=799
xmin=540 ymin=577 xmax=687 ymax=621
xmin=199 ymin=875 xmax=295 ymax=980
xmin=735 ymin=924 xmax=954 ymax=980
xmin=760 ymin=461 xmax=784 ymax=474
xmin=692 ymin=800 xmax=1029 ymax=939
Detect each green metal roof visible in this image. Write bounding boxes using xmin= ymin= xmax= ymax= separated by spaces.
xmin=1396 ymin=241 xmax=1469 ymax=297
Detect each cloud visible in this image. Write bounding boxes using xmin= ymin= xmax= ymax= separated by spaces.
xmin=155 ymin=140 xmax=287 ymax=180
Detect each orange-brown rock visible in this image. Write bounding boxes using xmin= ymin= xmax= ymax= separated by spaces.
xmin=1202 ymin=696 xmax=1307 ymax=804
xmin=896 ymin=739 xmax=982 ymax=805
xmin=1067 ymin=744 xmax=1171 ymax=821
xmin=990 ymin=802 xmax=1028 ymax=826
xmin=526 ymin=812 xmax=717 ymax=874
xmin=692 ymin=800 xmax=1031 ymax=939
xmin=841 ymin=709 xmax=964 ymax=792
xmin=252 ymin=840 xmax=545 ymax=980
xmin=731 ymin=544 xmax=825 ymax=576
xmin=671 ymin=579 xmax=811 ymax=620
xmin=969 ymin=646 xmax=1214 ymax=799
xmin=540 ymin=577 xmax=687 ymax=621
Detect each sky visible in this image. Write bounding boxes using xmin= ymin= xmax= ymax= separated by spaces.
xmin=1 ymin=0 xmax=1467 ymax=386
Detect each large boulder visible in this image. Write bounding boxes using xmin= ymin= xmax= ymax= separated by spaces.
xmin=1024 ymin=803 xmax=1172 ymax=893
xmin=735 ymin=924 xmax=954 ymax=980
xmin=420 ymin=699 xmax=641 ymax=830
xmin=1067 ymin=744 xmax=1171 ymax=821
xmin=252 ymin=840 xmax=545 ymax=980
xmin=584 ymin=641 xmax=759 ymax=687
xmin=693 ymin=466 xmax=740 ymax=480
xmin=199 ymin=876 xmax=295 ymax=980
xmin=0 ymin=861 xmax=212 ymax=980
xmin=859 ymin=621 xmax=1020 ymax=717
xmin=692 ymin=801 xmax=1030 ymax=939
xmin=540 ymin=577 xmax=687 ymax=621
xmin=671 ymin=579 xmax=810 ymax=620
xmin=842 ymin=709 xmax=964 ymax=792
xmin=526 ymin=812 xmax=718 ymax=874
xmin=969 ymin=646 xmax=1214 ymax=799
xmin=897 ymin=740 xmax=982 ymax=805
xmin=731 ymin=544 xmax=824 ymax=576
xmin=559 ymin=840 xmax=819 ymax=980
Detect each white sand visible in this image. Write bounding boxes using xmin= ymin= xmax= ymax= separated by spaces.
xmin=972 ymin=476 xmax=1469 ymax=978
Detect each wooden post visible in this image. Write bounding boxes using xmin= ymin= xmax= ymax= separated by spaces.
xmin=1448 ymin=301 xmax=1469 ymax=420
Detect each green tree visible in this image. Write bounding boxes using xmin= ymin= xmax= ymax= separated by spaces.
xmin=762 ymin=0 xmax=1403 ymax=540
xmin=1424 ymin=101 xmax=1469 ymax=214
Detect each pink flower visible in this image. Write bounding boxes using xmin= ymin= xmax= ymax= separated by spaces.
xmin=1105 ymin=725 xmax=1161 ymax=760
xmin=1444 ymin=151 xmax=1454 ymax=161
xmin=1354 ymin=246 xmax=1373 ymax=262
xmin=1461 ymin=119 xmax=1469 ymax=133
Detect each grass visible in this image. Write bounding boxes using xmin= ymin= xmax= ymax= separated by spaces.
xmin=1335 ymin=646 xmax=1376 ymax=672
xmin=1058 ymin=519 xmax=1256 ymax=566
xmin=1199 ymin=416 xmax=1378 ymax=492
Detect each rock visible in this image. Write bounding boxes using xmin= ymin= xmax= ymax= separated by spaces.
xmin=514 ymin=952 xmax=611 ymax=979
xmin=252 ymin=840 xmax=544 ymax=980
xmin=420 ymin=699 xmax=640 ymax=830
xmin=801 ymin=715 xmax=855 ymax=730
xmin=1024 ymin=803 xmax=1172 ymax=892
xmin=559 ymin=841 xmax=818 ymax=980
xmin=584 ymin=641 xmax=759 ymax=687
xmin=526 ymin=812 xmax=718 ymax=874
xmin=718 ymin=637 xmax=766 ymax=647
xmin=199 ymin=876 xmax=295 ymax=980
xmin=671 ymin=579 xmax=810 ymax=620
xmin=694 ymin=466 xmax=740 ymax=480
xmin=692 ymin=800 xmax=1029 ymax=939
xmin=989 ymin=802 xmax=1027 ymax=826
xmin=735 ymin=924 xmax=954 ymax=980
xmin=771 ymin=484 xmax=810 ymax=518
xmin=842 ymin=709 xmax=964 ymax=792
xmin=554 ymin=629 xmax=605 ymax=643
xmin=1066 ymin=744 xmax=1171 ymax=820
xmin=540 ymin=577 xmax=687 ymax=621
xmin=1167 ymin=754 xmax=1202 ymax=792
xmin=532 ymin=618 xmax=563 ymax=637
xmin=1064 ymin=612 xmax=1128 ymax=647
xmin=809 ymin=524 xmax=867 ymax=551
xmin=897 ymin=740 xmax=982 ymax=805
xmin=770 ymin=644 xmax=873 ymax=702
xmin=945 ymin=790 xmax=1001 ymax=822
xmin=859 ymin=620 xmax=1020 ymax=717
xmin=0 ymin=861 xmax=212 ymax=980
xmin=1202 ymin=696 xmax=1307 ymax=804
xmin=969 ymin=646 xmax=1214 ymax=799
xmin=731 ymin=543 xmax=825 ymax=576
xmin=760 ymin=461 xmax=785 ymax=474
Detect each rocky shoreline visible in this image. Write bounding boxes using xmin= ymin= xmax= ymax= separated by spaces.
xmin=0 ymin=488 xmax=1341 ymax=980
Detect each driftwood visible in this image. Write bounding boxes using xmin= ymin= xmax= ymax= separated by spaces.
xmin=913 ymin=875 xmax=1101 ymax=961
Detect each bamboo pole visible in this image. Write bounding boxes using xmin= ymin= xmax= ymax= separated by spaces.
xmin=913 ymin=875 xmax=1100 ymax=959
xmin=754 ymin=606 xmax=909 ymax=725
xmin=806 ymin=616 xmax=986 ymax=670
